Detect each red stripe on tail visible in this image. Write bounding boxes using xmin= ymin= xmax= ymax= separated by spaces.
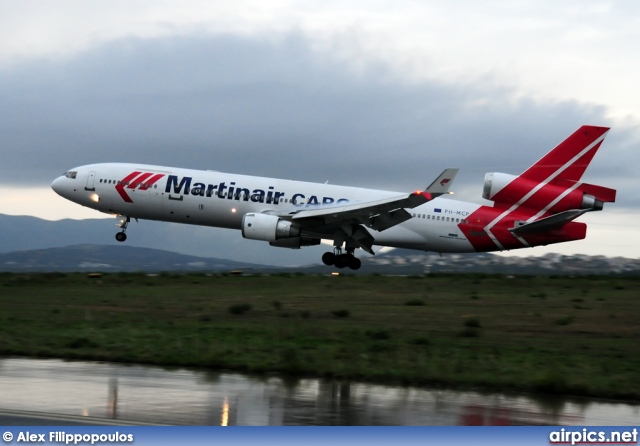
xmin=520 ymin=125 xmax=609 ymax=183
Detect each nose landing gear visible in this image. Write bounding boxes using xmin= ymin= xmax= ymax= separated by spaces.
xmin=115 ymin=216 xmax=130 ymax=242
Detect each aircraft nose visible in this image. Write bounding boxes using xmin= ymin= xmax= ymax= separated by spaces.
xmin=51 ymin=176 xmax=65 ymax=196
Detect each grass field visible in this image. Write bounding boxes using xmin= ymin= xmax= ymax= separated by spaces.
xmin=1 ymin=272 xmax=639 ymax=400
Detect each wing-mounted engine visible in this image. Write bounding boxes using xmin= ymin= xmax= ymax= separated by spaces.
xmin=482 ymin=172 xmax=616 ymax=213
xmin=242 ymin=213 xmax=320 ymax=249
xmin=241 ymin=213 xmax=301 ymax=242
xmin=269 ymin=237 xmax=321 ymax=249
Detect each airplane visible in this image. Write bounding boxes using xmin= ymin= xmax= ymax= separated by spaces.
xmin=51 ymin=125 xmax=616 ymax=270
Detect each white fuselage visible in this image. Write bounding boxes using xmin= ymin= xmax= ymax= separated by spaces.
xmin=51 ymin=163 xmax=481 ymax=253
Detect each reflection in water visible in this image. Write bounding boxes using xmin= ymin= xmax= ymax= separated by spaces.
xmin=108 ymin=376 xmax=118 ymax=419
xmin=0 ymin=358 xmax=637 ymax=425
xmin=221 ymin=397 xmax=228 ymax=427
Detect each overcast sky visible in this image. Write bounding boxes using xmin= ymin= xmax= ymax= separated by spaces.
xmin=1 ymin=1 xmax=638 ymax=262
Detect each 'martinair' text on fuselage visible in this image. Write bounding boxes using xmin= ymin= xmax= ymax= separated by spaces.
xmin=164 ymin=175 xmax=349 ymax=206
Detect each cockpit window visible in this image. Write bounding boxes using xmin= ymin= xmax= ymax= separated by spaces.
xmin=64 ymin=171 xmax=77 ymax=179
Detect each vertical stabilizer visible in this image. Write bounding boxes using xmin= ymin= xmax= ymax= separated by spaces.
xmin=520 ymin=125 xmax=609 ymax=183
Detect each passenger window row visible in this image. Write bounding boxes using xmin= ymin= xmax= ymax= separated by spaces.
xmin=99 ymin=179 xmax=158 ymax=189
xmin=412 ymin=213 xmax=469 ymax=224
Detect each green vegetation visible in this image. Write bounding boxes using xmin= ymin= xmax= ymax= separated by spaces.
xmin=463 ymin=317 xmax=481 ymax=328
xmin=1 ymin=272 xmax=639 ymax=400
xmin=331 ymin=309 xmax=351 ymax=318
xmin=228 ymin=303 xmax=252 ymax=315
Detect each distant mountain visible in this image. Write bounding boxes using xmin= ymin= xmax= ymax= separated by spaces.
xmin=0 ymin=213 xmax=324 ymax=267
xmin=2 ymin=214 xmax=638 ymax=275
xmin=0 ymin=214 xmax=111 ymax=253
xmin=3 ymin=244 xmax=637 ymax=275
xmin=0 ymin=244 xmax=273 ymax=273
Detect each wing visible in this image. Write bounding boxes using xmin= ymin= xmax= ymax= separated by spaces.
xmin=270 ymin=168 xmax=458 ymax=254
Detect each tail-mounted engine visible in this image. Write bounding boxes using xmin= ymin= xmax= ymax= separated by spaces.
xmin=482 ymin=172 xmax=616 ymax=213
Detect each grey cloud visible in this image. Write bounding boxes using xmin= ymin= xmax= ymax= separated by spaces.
xmin=0 ymin=31 xmax=633 ymax=203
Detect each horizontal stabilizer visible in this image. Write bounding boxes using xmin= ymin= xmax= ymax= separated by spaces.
xmin=578 ymin=182 xmax=616 ymax=203
xmin=509 ymin=209 xmax=589 ymax=236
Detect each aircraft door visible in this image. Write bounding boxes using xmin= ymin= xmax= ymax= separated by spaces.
xmin=85 ymin=171 xmax=96 ymax=191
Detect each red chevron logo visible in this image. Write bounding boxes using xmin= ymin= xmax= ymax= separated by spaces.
xmin=115 ymin=171 xmax=165 ymax=203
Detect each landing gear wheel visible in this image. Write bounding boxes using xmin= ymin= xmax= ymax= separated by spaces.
xmin=334 ymin=254 xmax=349 ymax=269
xmin=115 ymin=215 xmax=130 ymax=243
xmin=323 ymin=246 xmax=361 ymax=270
xmin=322 ymin=252 xmax=335 ymax=266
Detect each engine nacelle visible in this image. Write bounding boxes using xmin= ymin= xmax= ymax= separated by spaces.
xmin=482 ymin=172 xmax=604 ymax=212
xmin=241 ymin=213 xmax=301 ymax=242
xmin=269 ymin=237 xmax=321 ymax=249
xmin=482 ymin=172 xmax=517 ymax=201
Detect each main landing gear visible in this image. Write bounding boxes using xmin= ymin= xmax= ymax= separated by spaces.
xmin=115 ymin=216 xmax=130 ymax=242
xmin=322 ymin=248 xmax=362 ymax=270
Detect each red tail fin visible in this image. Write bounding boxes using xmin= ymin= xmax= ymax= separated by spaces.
xmin=461 ymin=125 xmax=615 ymax=253
xmin=520 ymin=125 xmax=609 ymax=183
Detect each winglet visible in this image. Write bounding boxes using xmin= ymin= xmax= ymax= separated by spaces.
xmin=424 ymin=168 xmax=459 ymax=197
